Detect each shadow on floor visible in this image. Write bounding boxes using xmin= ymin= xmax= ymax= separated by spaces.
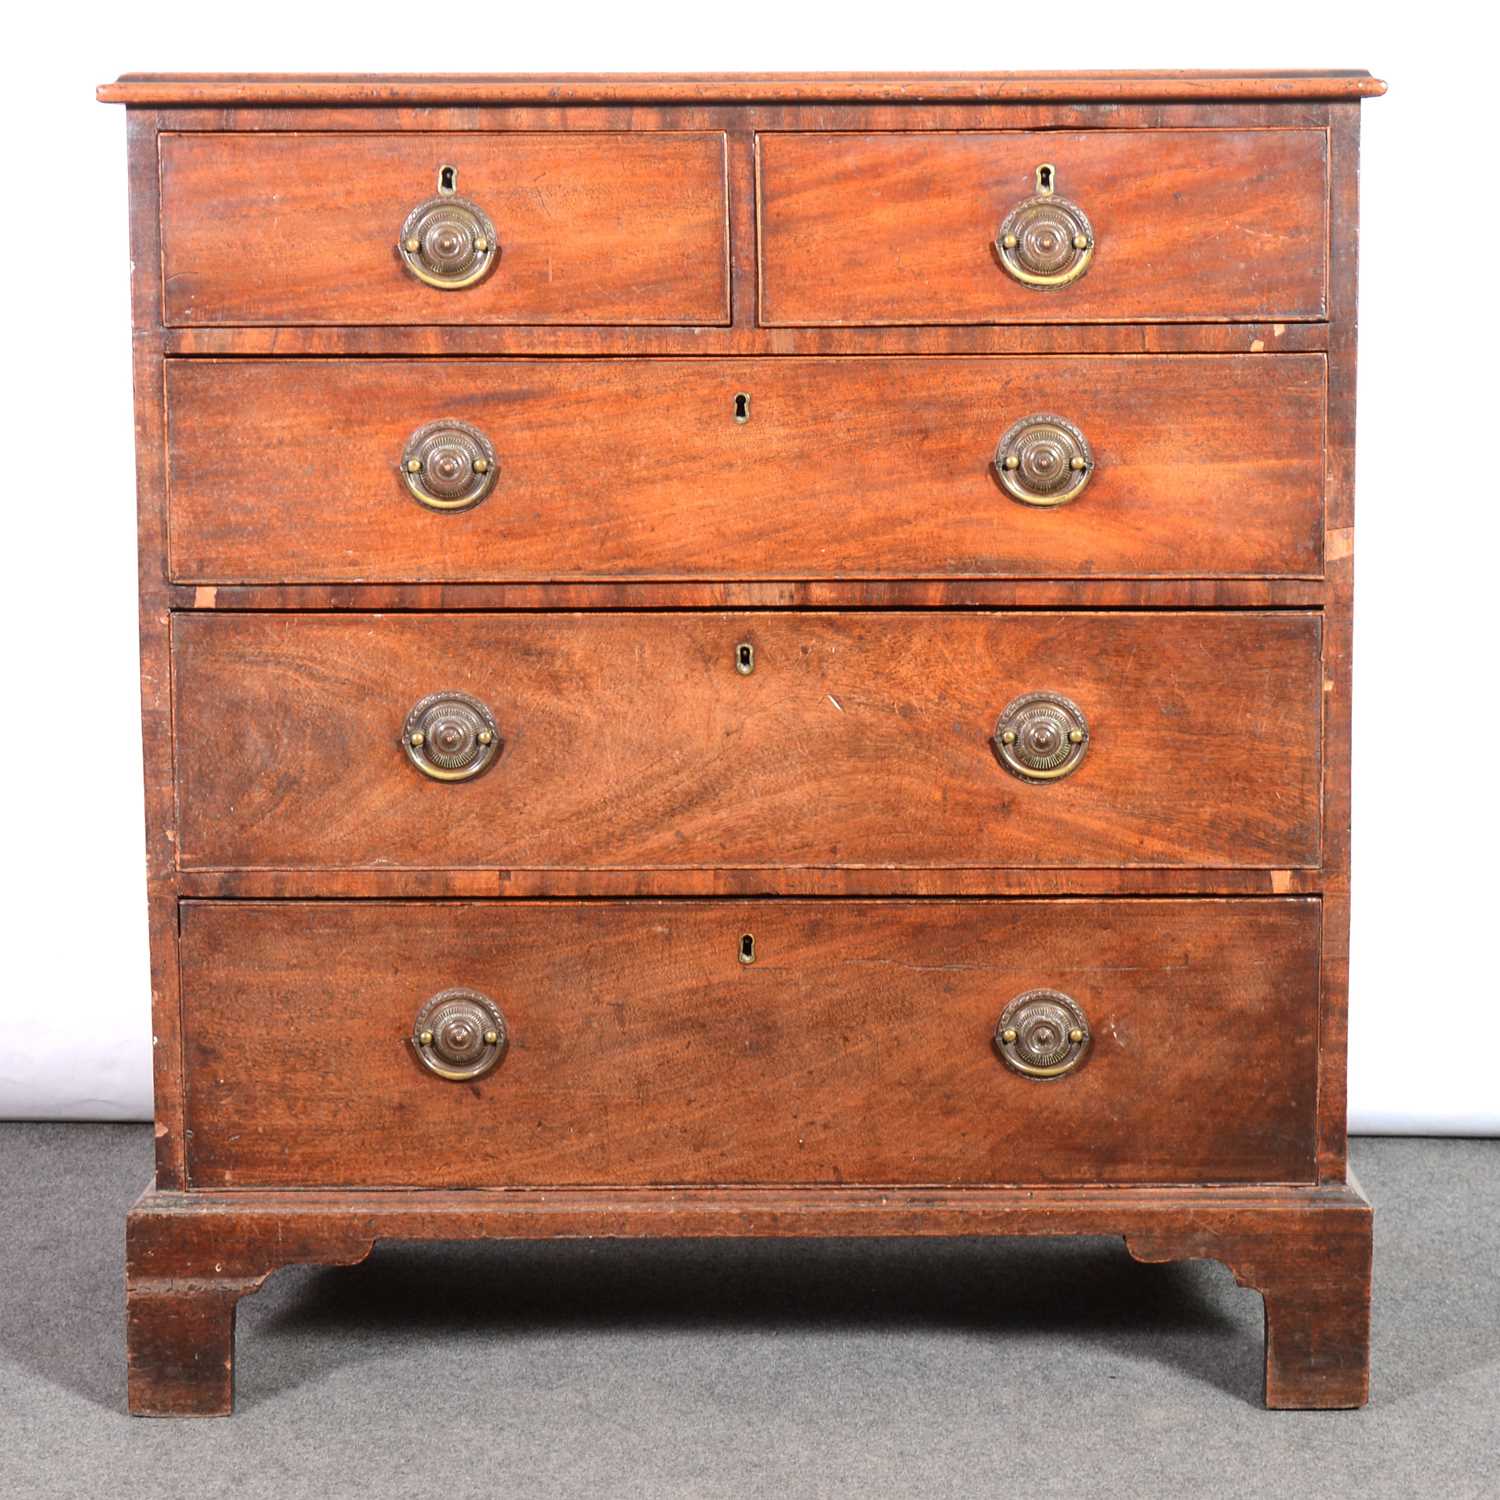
xmin=1 ymin=1121 xmax=1304 ymax=1418
xmin=237 ymin=1234 xmax=1261 ymax=1410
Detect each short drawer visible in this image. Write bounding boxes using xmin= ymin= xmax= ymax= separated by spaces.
xmin=179 ymin=898 xmax=1322 ymax=1189
xmin=172 ymin=611 xmax=1321 ymax=872
xmin=158 ymin=132 xmax=730 ymax=326
xmin=758 ymin=130 xmax=1328 ymax=325
xmin=166 ymin=354 xmax=1326 ymax=583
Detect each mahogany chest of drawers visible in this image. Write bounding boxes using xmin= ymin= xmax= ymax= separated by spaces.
xmin=100 ymin=69 xmax=1384 ymax=1415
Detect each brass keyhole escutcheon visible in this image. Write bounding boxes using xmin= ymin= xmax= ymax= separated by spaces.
xmin=995 ymin=989 xmax=1091 ymax=1079
xmin=412 ymin=988 xmax=507 ymax=1081
xmin=995 ymin=164 xmax=1094 ymax=289
xmin=398 ymin=166 xmax=498 ymax=290
xmin=993 ymin=691 xmax=1089 ymax=784
xmin=400 ymin=419 xmax=498 ymax=512
xmin=402 ymin=691 xmax=501 ymax=782
xmin=994 ymin=414 xmax=1093 ymax=507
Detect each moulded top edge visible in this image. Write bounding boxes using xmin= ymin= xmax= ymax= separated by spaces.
xmin=97 ymin=70 xmax=1388 ymax=107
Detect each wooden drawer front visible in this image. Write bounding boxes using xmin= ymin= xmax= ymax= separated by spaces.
xmin=166 ymin=355 xmax=1325 ymax=583
xmin=758 ymin=130 xmax=1328 ymax=325
xmin=179 ymin=899 xmax=1321 ymax=1189
xmin=173 ymin=611 xmax=1321 ymax=872
xmin=158 ymin=132 xmax=730 ymax=326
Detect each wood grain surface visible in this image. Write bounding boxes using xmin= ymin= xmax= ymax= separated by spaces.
xmin=124 ymin=111 xmax=187 ymax=1188
xmin=159 ymin=132 xmax=730 ymax=326
xmin=171 ymin=611 xmax=1323 ymax=872
xmin=759 ymin=130 xmax=1329 ymax=325
xmin=160 ymin=321 xmax=1331 ymax=358
xmin=1315 ymin=104 xmax=1362 ymax=1181
xmin=173 ymin=868 xmax=1321 ymax=901
xmin=178 ymin=898 xmax=1322 ymax=1189
xmin=166 ymin=579 xmax=1328 ymax=613
xmin=165 ymin=355 xmax=1326 ymax=583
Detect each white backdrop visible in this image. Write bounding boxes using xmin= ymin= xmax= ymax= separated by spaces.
xmin=1 ymin=3 xmax=1495 ymax=1131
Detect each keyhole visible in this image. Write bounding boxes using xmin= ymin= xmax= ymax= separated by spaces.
xmin=734 ymin=392 xmax=751 ymax=424
xmin=735 ymin=642 xmax=755 ymax=675
xmin=438 ymin=164 xmax=457 ymax=193
xmin=1036 ymin=163 xmax=1054 ymax=193
xmin=739 ymin=934 xmax=756 ymax=965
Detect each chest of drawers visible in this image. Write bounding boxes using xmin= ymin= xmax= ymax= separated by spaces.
xmin=101 ymin=69 xmax=1384 ymax=1416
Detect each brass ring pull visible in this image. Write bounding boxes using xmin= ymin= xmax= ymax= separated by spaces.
xmin=995 ymin=164 xmax=1094 ymax=290
xmin=401 ymin=420 xmax=498 ymax=512
xmin=402 ymin=691 xmax=500 ymax=782
xmin=412 ymin=988 xmax=507 ymax=1081
xmin=993 ymin=691 xmax=1089 ymax=783
xmin=995 ymin=989 xmax=1091 ymax=1079
xmin=995 ymin=414 xmax=1093 ymax=507
xmin=398 ymin=166 xmax=498 ymax=290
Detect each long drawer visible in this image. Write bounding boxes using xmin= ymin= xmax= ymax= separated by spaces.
xmin=172 ymin=611 xmax=1322 ymax=872
xmin=758 ymin=129 xmax=1329 ymax=325
xmin=165 ymin=355 xmax=1327 ymax=583
xmin=158 ymin=131 xmax=731 ymax=326
xmin=179 ymin=898 xmax=1322 ymax=1189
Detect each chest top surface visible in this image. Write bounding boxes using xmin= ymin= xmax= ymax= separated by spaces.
xmin=98 ymin=69 xmax=1386 ymax=105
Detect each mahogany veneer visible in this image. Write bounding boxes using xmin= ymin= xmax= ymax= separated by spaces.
xmin=102 ymin=69 xmax=1381 ymax=1417
xmin=172 ymin=611 xmax=1323 ymax=872
xmin=166 ymin=355 xmax=1326 ymax=582
xmin=758 ymin=129 xmax=1330 ymax=325
xmin=159 ymin=132 xmax=731 ymax=326
xmin=179 ymin=899 xmax=1322 ymax=1189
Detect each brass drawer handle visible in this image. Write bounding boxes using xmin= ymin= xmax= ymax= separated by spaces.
xmin=995 ymin=164 xmax=1094 ymax=290
xmin=401 ymin=420 xmax=498 ymax=512
xmin=995 ymin=989 xmax=1091 ymax=1079
xmin=402 ymin=691 xmax=500 ymax=782
xmin=993 ymin=691 xmax=1089 ymax=783
xmin=397 ymin=166 xmax=498 ymax=290
xmin=995 ymin=414 xmax=1093 ymax=507
xmin=412 ymin=988 xmax=507 ymax=1081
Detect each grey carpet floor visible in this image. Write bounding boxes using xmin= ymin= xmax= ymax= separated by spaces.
xmin=0 ymin=1128 xmax=1495 ymax=1499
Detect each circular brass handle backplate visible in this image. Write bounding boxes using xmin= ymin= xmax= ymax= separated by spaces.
xmin=398 ymin=186 xmax=498 ymax=290
xmin=402 ymin=691 xmax=500 ymax=782
xmin=995 ymin=989 xmax=1091 ymax=1079
xmin=412 ymin=988 xmax=507 ymax=1081
xmin=995 ymin=165 xmax=1094 ymax=289
xmin=401 ymin=420 xmax=498 ymax=512
xmin=994 ymin=691 xmax=1089 ymax=783
xmin=995 ymin=413 xmax=1093 ymax=507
